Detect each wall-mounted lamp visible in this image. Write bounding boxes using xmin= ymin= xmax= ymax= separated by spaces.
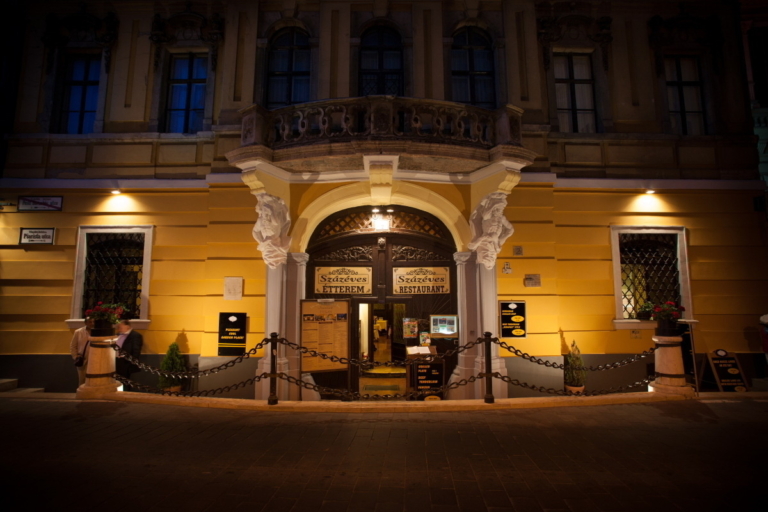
xmin=645 ymin=190 xmax=655 ymax=194
xmin=111 ymin=190 xmax=121 ymax=195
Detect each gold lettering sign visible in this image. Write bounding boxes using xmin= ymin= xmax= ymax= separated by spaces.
xmin=393 ymin=267 xmax=450 ymax=294
xmin=315 ymin=267 xmax=372 ymax=294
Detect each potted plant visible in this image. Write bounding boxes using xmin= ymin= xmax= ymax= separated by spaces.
xmin=84 ymin=302 xmax=128 ymax=336
xmin=651 ymin=301 xmax=685 ymax=336
xmin=564 ymin=340 xmax=587 ymax=395
xmin=158 ymin=342 xmax=186 ymax=392
xmin=636 ymin=302 xmax=655 ymax=320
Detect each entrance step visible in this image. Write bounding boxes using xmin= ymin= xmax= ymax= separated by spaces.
xmin=5 ymin=388 xmax=45 ymax=393
xmin=0 ymin=379 xmax=19 ymax=392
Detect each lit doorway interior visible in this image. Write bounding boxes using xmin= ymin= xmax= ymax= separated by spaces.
xmin=358 ymin=303 xmax=408 ymax=396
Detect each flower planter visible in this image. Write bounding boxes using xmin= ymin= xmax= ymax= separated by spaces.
xmin=565 ymin=385 xmax=585 ymax=395
xmin=655 ymin=318 xmax=679 ymax=337
xmin=636 ymin=311 xmax=652 ymax=320
xmin=91 ymin=319 xmax=115 ymax=337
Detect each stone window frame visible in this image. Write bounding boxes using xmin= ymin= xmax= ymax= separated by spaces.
xmin=264 ymin=26 xmax=313 ymax=109
xmin=350 ymin=20 xmax=412 ymax=98
xmin=610 ymin=226 xmax=692 ymax=330
xmin=66 ymin=225 xmax=154 ymax=330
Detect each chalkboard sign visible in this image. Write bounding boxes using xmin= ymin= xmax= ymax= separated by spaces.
xmin=707 ymin=353 xmax=748 ymax=392
xmin=499 ymin=300 xmax=527 ymax=338
xmin=218 ymin=313 xmax=247 ymax=356
xmin=414 ymin=362 xmax=444 ymax=399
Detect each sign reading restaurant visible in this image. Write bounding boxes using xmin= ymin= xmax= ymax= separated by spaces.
xmin=393 ymin=267 xmax=450 ymax=294
xmin=315 ymin=267 xmax=372 ymax=294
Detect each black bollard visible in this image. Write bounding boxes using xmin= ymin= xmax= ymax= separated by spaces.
xmin=484 ymin=332 xmax=494 ymax=404
xmin=268 ymin=332 xmax=278 ymax=405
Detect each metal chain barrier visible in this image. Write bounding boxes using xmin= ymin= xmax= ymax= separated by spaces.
xmin=275 ymin=371 xmax=485 ymax=401
xmin=114 ymin=372 xmax=271 ymax=397
xmin=491 ymin=372 xmax=657 ymax=396
xmin=492 ymin=338 xmax=655 ymax=372
xmin=112 ymin=338 xmax=271 ymax=380
xmin=276 ymin=337 xmax=484 ymax=369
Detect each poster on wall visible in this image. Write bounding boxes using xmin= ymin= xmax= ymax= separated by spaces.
xmin=218 ymin=313 xmax=247 ymax=356
xmin=300 ymin=299 xmax=349 ymax=372
xmin=393 ymin=267 xmax=450 ymax=294
xmin=499 ymin=300 xmax=527 ymax=339
xmin=314 ymin=267 xmax=372 ymax=294
xmin=403 ymin=318 xmax=419 ymax=338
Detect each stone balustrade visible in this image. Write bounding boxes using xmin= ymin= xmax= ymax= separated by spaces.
xmin=240 ymin=96 xmax=523 ymax=151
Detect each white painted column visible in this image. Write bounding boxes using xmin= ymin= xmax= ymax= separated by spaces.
xmin=473 ymin=264 xmax=509 ymax=399
xmin=649 ymin=336 xmax=695 ymax=397
xmin=447 ymin=252 xmax=481 ymax=399
xmin=286 ymin=253 xmax=320 ymax=401
xmin=255 ymin=263 xmax=290 ymax=400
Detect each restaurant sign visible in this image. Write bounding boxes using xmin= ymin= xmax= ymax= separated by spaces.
xmin=393 ymin=267 xmax=450 ymax=294
xmin=315 ymin=267 xmax=372 ymax=294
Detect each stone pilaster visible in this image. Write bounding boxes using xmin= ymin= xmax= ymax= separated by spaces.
xmin=447 ymin=252 xmax=480 ymax=399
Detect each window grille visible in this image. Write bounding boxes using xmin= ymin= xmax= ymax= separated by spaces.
xmin=619 ymin=233 xmax=681 ymax=319
xmin=553 ymin=54 xmax=597 ymax=133
xmin=81 ymin=233 xmax=145 ymax=319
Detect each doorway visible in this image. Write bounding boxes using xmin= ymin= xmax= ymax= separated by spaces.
xmin=304 ymin=205 xmax=458 ymax=398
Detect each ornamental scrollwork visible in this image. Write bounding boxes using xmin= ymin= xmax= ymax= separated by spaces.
xmin=315 ymin=246 xmax=373 ymax=262
xmin=392 ymin=245 xmax=445 ymax=262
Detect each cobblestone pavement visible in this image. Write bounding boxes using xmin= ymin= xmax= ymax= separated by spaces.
xmin=1 ymin=397 xmax=765 ymax=512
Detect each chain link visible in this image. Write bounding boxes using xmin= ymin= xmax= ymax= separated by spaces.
xmin=491 ymin=372 xmax=657 ymax=396
xmin=112 ymin=338 xmax=271 ymax=380
xmin=492 ymin=338 xmax=655 ymax=371
xmin=276 ymin=337 xmax=484 ymax=369
xmin=114 ymin=372 xmax=270 ymax=397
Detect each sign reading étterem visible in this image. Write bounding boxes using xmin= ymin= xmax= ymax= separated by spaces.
xmin=218 ymin=313 xmax=247 ymax=356
xmin=315 ymin=267 xmax=372 ymax=294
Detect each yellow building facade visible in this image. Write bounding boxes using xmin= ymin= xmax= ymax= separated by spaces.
xmin=1 ymin=0 xmax=766 ymax=397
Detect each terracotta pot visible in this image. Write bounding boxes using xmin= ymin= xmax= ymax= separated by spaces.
xmin=163 ymin=385 xmax=182 ymax=393
xmin=91 ymin=319 xmax=115 ymax=337
xmin=565 ymin=385 xmax=585 ymax=395
xmin=636 ymin=311 xmax=652 ymax=320
xmin=655 ymin=318 xmax=679 ymax=336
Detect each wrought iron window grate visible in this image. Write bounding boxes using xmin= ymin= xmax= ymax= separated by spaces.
xmin=82 ymin=233 xmax=145 ymax=319
xmin=619 ymin=233 xmax=680 ymax=319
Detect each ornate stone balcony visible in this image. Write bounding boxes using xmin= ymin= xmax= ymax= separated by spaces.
xmin=234 ymin=96 xmax=535 ymax=174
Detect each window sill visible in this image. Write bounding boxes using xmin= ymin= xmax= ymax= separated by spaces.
xmin=65 ymin=318 xmax=151 ymax=330
xmin=613 ymin=319 xmax=656 ymax=330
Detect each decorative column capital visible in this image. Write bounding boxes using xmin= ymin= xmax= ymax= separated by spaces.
xmin=453 ymin=252 xmax=472 ymax=265
xmin=289 ymin=252 xmax=309 ymax=266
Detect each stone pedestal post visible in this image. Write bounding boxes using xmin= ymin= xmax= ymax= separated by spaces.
xmin=649 ymin=336 xmax=695 ymax=397
xmin=76 ymin=337 xmax=120 ymax=399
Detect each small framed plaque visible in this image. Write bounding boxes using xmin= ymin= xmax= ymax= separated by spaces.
xmin=19 ymin=228 xmax=55 ymax=245
xmin=17 ymin=196 xmax=63 ymax=211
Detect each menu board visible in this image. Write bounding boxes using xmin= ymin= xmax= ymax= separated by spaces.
xmin=300 ymin=300 xmax=349 ymax=372
xmin=414 ymin=362 xmax=444 ymax=398
xmin=499 ymin=300 xmax=527 ymax=338
xmin=708 ymin=353 xmax=748 ymax=392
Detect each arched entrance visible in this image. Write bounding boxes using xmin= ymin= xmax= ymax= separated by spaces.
xmin=305 ymin=205 xmax=458 ymax=397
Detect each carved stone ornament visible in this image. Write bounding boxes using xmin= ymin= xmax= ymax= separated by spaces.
xmin=150 ymin=3 xmax=225 ymax=70
xmin=536 ymin=2 xmax=613 ymax=71
xmin=253 ymin=193 xmax=292 ymax=269
xmin=648 ymin=11 xmax=723 ymax=75
xmin=42 ymin=6 xmax=119 ymax=73
xmin=468 ymin=192 xmax=514 ymax=270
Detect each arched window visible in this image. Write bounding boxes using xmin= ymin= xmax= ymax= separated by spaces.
xmin=359 ymin=26 xmax=404 ymax=96
xmin=265 ymin=28 xmax=310 ymax=109
xmin=451 ymin=28 xmax=495 ymax=109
